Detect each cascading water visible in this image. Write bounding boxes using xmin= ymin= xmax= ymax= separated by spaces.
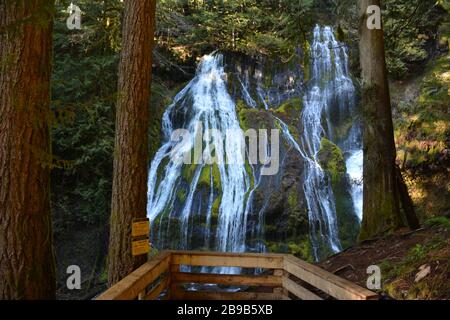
xmin=298 ymin=57 xmax=342 ymax=258
xmin=342 ymin=125 xmax=363 ymax=221
xmin=147 ymin=54 xmax=252 ymax=271
xmin=302 ymin=26 xmax=362 ymax=257
xmin=147 ymin=25 xmax=362 ymax=265
xmin=314 ymin=25 xmax=363 ymax=223
xmin=275 ymin=25 xmax=362 ymax=260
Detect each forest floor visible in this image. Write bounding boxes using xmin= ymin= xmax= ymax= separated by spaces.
xmin=390 ymin=54 xmax=449 ymax=221
xmin=319 ymin=219 xmax=450 ymax=300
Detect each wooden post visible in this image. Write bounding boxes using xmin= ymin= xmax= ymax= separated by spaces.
xmin=273 ymin=269 xmax=284 ymax=299
xmin=282 ymin=270 xmax=290 ymax=299
xmin=169 ymin=264 xmax=180 ymax=300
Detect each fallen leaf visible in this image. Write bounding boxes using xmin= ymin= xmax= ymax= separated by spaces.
xmin=415 ymin=265 xmax=431 ymax=283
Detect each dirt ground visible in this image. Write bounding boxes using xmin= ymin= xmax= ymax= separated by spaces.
xmin=318 ymin=223 xmax=450 ymax=300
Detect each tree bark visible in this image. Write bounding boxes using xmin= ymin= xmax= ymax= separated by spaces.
xmin=108 ymin=0 xmax=156 ymax=286
xmin=358 ymin=0 xmax=409 ymax=240
xmin=396 ymin=166 xmax=420 ymax=230
xmin=0 ymin=0 xmax=56 ymax=299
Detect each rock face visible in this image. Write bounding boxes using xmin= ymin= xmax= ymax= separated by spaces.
xmin=222 ymin=52 xmax=315 ymax=261
xmin=147 ymin=42 xmax=361 ymax=262
xmin=222 ymin=46 xmax=360 ymax=261
xmin=318 ymin=138 xmax=360 ymax=249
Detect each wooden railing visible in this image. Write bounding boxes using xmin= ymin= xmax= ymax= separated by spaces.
xmin=96 ymin=251 xmax=378 ymax=300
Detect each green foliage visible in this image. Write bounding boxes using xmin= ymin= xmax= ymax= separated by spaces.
xmin=266 ymin=237 xmax=314 ymax=262
xmin=51 ymin=1 xmax=123 ymax=228
xmin=383 ymin=0 xmax=446 ymax=78
xmin=381 ymin=235 xmax=450 ymax=299
xmin=394 ymin=56 xmax=449 ymax=172
xmin=408 ymin=244 xmax=428 ymax=262
xmin=425 ymin=216 xmax=450 ymax=231
xmin=288 ymin=239 xmax=314 ymax=263
xmin=156 ymin=0 xmax=315 ymax=62
xmin=51 ymin=1 xmax=176 ymax=229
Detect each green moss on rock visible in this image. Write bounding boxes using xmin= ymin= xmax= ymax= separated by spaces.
xmin=211 ymin=195 xmax=221 ymax=218
xmin=182 ymin=163 xmax=197 ymax=181
xmin=274 ymin=97 xmax=302 ymax=116
xmin=238 ymin=108 xmax=268 ymax=131
xmin=318 ymin=138 xmax=346 ymax=182
xmin=266 ymin=236 xmax=314 ymax=263
xmin=198 ymin=164 xmax=222 ymax=190
xmin=177 ymin=188 xmax=187 ymax=202
xmin=287 ymin=190 xmax=298 ymax=209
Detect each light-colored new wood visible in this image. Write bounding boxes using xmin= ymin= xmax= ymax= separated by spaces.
xmin=170 ymin=251 xmax=284 ymax=269
xmin=282 ymin=277 xmax=323 ymax=300
xmin=172 ymin=272 xmax=282 ymax=287
xmin=273 ymin=269 xmax=283 ymax=276
xmin=96 ymin=251 xmax=170 ymax=300
xmin=284 ymin=255 xmax=378 ymax=300
xmin=96 ymin=250 xmax=377 ymax=301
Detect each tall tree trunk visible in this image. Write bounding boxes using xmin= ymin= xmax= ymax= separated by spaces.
xmin=396 ymin=166 xmax=420 ymax=230
xmin=0 ymin=0 xmax=56 ymax=299
xmin=358 ymin=0 xmax=411 ymax=240
xmin=108 ymin=0 xmax=156 ymax=286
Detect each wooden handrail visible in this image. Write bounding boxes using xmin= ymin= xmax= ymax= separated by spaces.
xmin=284 ymin=255 xmax=378 ymax=300
xmin=96 ymin=251 xmax=378 ymax=300
xmin=96 ymin=251 xmax=171 ymax=300
xmin=169 ymin=250 xmax=285 ymax=269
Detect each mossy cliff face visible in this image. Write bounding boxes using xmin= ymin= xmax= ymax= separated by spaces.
xmin=149 ymin=81 xmax=189 ymax=160
xmin=318 ymin=138 xmax=346 ymax=181
xmin=318 ymin=138 xmax=360 ymax=249
xmin=149 ymin=51 xmax=360 ymax=261
xmin=225 ymin=52 xmax=314 ymax=260
xmin=225 ymin=52 xmax=305 ymax=110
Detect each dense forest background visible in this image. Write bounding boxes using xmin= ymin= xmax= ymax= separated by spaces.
xmin=50 ymin=0 xmax=449 ymax=299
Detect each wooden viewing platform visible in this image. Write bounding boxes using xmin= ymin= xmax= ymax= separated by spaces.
xmin=97 ymin=251 xmax=378 ymax=300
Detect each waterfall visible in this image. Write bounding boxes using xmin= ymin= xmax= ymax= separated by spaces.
xmin=280 ymin=25 xmax=361 ymax=260
xmin=147 ymin=25 xmax=362 ymax=264
xmin=342 ymin=124 xmax=363 ymax=221
xmin=147 ymin=54 xmax=252 ymax=267
xmin=346 ymin=149 xmax=363 ymax=221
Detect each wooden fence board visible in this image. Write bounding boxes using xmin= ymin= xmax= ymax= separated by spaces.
xmin=284 ymin=255 xmax=378 ymax=300
xmin=96 ymin=251 xmax=377 ymax=301
xmin=282 ymin=277 xmax=323 ymax=300
xmin=172 ymin=272 xmax=282 ymax=287
xmin=96 ymin=251 xmax=170 ymax=300
xmin=170 ymin=251 xmax=283 ymax=269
